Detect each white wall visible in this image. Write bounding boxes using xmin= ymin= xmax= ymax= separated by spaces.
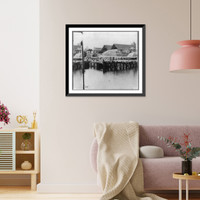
xmin=39 ymin=0 xmax=200 ymax=193
xmin=0 ymin=0 xmax=39 ymax=129
xmin=0 ymin=0 xmax=39 ymax=184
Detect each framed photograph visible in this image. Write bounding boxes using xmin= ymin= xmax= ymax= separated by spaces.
xmin=66 ymin=24 xmax=145 ymax=96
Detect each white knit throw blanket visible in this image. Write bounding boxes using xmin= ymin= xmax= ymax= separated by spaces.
xmin=94 ymin=122 xmax=166 ymax=200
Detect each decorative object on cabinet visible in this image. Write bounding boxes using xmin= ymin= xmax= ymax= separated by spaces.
xmin=170 ymin=0 xmax=200 ymax=71
xmin=66 ymin=24 xmax=146 ymax=96
xmin=21 ymin=161 xmax=32 ymax=170
xmin=0 ymin=101 xmax=10 ymax=128
xmin=20 ymin=132 xmax=32 ymax=151
xmin=16 ymin=115 xmax=28 ymax=128
xmin=0 ymin=129 xmax=40 ymax=190
xmin=31 ymin=112 xmax=38 ymax=129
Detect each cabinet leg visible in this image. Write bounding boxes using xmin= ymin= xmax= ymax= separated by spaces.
xmin=31 ymin=174 xmax=37 ymax=191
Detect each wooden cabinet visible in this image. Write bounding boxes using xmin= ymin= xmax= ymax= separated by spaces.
xmin=0 ymin=129 xmax=40 ymax=190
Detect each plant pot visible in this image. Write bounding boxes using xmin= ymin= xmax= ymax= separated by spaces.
xmin=20 ymin=140 xmax=32 ymax=151
xmin=182 ymin=160 xmax=192 ymax=175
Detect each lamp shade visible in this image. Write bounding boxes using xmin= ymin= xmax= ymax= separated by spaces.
xmin=169 ymin=40 xmax=200 ymax=71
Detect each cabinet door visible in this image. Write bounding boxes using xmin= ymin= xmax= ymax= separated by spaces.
xmin=0 ymin=132 xmax=15 ymax=171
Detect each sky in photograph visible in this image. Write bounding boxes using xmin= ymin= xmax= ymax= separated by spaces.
xmin=73 ymin=32 xmax=138 ymax=50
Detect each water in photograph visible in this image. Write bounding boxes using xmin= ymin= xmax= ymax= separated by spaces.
xmin=73 ymin=68 xmax=138 ymax=90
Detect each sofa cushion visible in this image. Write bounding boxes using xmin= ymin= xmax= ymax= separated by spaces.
xmin=140 ymin=146 xmax=164 ymax=158
xmin=142 ymin=156 xmax=200 ymax=190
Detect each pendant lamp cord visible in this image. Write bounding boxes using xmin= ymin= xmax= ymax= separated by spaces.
xmin=190 ymin=0 xmax=192 ymax=40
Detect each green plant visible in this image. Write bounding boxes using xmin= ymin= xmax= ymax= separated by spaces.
xmin=22 ymin=133 xmax=31 ymax=140
xmin=158 ymin=133 xmax=200 ymax=161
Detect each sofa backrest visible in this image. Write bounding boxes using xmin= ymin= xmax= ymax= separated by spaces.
xmin=139 ymin=125 xmax=200 ymax=156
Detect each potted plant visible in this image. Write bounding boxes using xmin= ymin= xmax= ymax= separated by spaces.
xmin=21 ymin=133 xmax=32 ymax=151
xmin=0 ymin=101 xmax=10 ymax=128
xmin=158 ymin=133 xmax=200 ymax=175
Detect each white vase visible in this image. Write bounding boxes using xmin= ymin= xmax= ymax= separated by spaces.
xmin=21 ymin=161 xmax=32 ymax=170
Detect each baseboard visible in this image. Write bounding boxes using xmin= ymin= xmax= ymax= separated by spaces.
xmin=37 ymin=183 xmax=102 ymax=193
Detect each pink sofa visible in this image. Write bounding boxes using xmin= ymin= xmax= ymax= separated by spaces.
xmin=90 ymin=125 xmax=200 ymax=190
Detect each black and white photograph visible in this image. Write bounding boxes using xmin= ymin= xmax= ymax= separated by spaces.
xmin=66 ymin=24 xmax=145 ymax=96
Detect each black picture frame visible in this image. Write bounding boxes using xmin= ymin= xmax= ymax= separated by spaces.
xmin=66 ymin=24 xmax=146 ymax=96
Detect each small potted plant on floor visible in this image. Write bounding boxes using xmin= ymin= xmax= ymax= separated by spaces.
xmin=158 ymin=133 xmax=200 ymax=175
xmin=21 ymin=133 xmax=32 ymax=151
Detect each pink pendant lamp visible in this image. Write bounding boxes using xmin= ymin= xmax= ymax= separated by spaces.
xmin=169 ymin=0 xmax=200 ymax=71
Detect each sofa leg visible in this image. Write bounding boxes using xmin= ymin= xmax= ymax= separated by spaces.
xmin=179 ymin=179 xmax=182 ymax=200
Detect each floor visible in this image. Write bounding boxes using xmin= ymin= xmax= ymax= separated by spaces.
xmin=0 ymin=186 xmax=200 ymax=200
